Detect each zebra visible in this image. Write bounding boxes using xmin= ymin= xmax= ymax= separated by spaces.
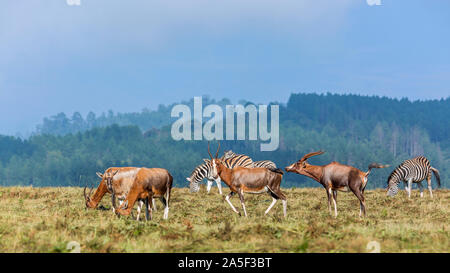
xmin=223 ymin=150 xmax=278 ymax=169
xmin=187 ymin=153 xmax=254 ymax=194
xmin=387 ymin=156 xmax=441 ymax=198
xmin=252 ymin=160 xmax=277 ymax=169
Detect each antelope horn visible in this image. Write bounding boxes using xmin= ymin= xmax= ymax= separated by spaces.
xmin=300 ymin=150 xmax=325 ymax=162
xmin=215 ymin=141 xmax=220 ymax=159
xmin=208 ymin=142 xmax=213 ymax=159
xmin=83 ymin=187 xmax=88 ymax=200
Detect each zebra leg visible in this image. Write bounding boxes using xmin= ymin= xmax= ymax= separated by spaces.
xmin=206 ymin=180 xmax=213 ymax=193
xmin=215 ymin=178 xmax=223 ymax=195
xmin=427 ymin=177 xmax=433 ymax=198
xmin=407 ymin=179 xmax=412 ymax=198
xmin=418 ymin=182 xmax=424 ymax=198
xmin=403 ymin=181 xmax=409 ymax=196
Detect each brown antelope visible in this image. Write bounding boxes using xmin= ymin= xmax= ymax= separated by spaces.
xmin=84 ymin=167 xmax=157 ymax=220
xmin=285 ymin=151 xmax=389 ymax=217
xmin=84 ymin=167 xmax=136 ymax=209
xmin=208 ymin=143 xmax=287 ymax=217
xmin=114 ymin=167 xmax=173 ymax=220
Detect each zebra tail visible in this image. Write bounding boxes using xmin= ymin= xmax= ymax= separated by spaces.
xmin=431 ymin=167 xmax=441 ymax=188
xmin=268 ymin=167 xmax=284 ymax=175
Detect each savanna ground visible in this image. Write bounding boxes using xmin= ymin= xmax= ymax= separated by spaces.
xmin=0 ymin=186 xmax=448 ymax=253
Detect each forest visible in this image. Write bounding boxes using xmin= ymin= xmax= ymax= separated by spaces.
xmin=0 ymin=93 xmax=448 ymax=189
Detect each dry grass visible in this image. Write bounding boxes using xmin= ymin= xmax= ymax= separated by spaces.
xmin=0 ymin=186 xmax=448 ymax=253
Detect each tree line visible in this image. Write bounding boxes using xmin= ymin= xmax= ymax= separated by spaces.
xmin=1 ymin=93 xmax=448 ymax=189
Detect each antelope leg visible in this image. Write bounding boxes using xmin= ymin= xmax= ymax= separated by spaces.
xmin=152 ymin=198 xmax=157 ymax=212
xmin=136 ymin=200 xmax=143 ymax=221
xmin=238 ymin=191 xmax=247 ymax=217
xmin=225 ymin=192 xmax=239 ymax=214
xmin=282 ymin=199 xmax=287 ymax=217
xmin=265 ymin=197 xmax=277 ymax=215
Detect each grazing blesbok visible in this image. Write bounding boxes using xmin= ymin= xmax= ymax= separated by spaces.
xmin=285 ymin=151 xmax=389 ymax=218
xmin=114 ymin=168 xmax=173 ymax=220
xmin=96 ymin=168 xmax=160 ymax=220
xmin=84 ymin=167 xmax=136 ymax=209
xmin=208 ymin=143 xmax=287 ymax=217
xmin=84 ymin=167 xmax=157 ymax=220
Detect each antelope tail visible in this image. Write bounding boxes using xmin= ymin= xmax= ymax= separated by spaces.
xmin=268 ymin=167 xmax=284 ymax=175
xmin=366 ymin=163 xmax=390 ymax=177
xmin=431 ymin=167 xmax=441 ymax=188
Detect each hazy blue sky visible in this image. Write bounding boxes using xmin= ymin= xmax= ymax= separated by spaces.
xmin=1 ymin=0 xmax=449 ymax=135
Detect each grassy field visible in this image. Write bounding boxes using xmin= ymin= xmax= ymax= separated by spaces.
xmin=0 ymin=186 xmax=448 ymax=253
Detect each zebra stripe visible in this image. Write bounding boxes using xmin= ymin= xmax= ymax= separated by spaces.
xmin=387 ymin=156 xmax=440 ymax=197
xmin=223 ymin=151 xmax=277 ymax=169
xmin=252 ymin=160 xmax=277 ymax=169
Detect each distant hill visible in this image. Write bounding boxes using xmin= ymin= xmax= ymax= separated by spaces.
xmin=1 ymin=93 xmax=448 ymax=189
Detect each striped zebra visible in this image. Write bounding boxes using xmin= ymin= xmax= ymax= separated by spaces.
xmin=253 ymin=160 xmax=277 ymax=169
xmin=223 ymin=150 xmax=278 ymax=169
xmin=387 ymin=156 xmax=441 ymax=198
xmin=187 ymin=153 xmax=253 ymax=194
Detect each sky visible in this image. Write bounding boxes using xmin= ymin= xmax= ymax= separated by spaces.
xmin=0 ymin=0 xmax=449 ymax=135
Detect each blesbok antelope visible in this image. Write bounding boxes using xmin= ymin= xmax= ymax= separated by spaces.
xmin=187 ymin=158 xmax=277 ymax=194
xmin=84 ymin=167 xmax=157 ymax=220
xmin=285 ymin=151 xmax=389 ymax=218
xmin=208 ymin=143 xmax=287 ymax=217
xmin=84 ymin=167 xmax=136 ymax=209
xmin=95 ymin=168 xmax=160 ymax=220
xmin=114 ymin=167 xmax=173 ymax=220
xmin=187 ymin=153 xmax=253 ymax=195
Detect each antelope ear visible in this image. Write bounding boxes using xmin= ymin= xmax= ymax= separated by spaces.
xmin=96 ymin=172 xmax=103 ymax=178
xmin=186 ymin=177 xmax=191 ymax=181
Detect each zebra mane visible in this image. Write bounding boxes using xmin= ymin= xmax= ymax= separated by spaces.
xmin=387 ymin=164 xmax=402 ymax=185
xmin=221 ymin=150 xmax=237 ymax=160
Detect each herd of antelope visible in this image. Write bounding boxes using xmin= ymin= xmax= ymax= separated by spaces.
xmin=83 ymin=142 xmax=441 ymax=220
